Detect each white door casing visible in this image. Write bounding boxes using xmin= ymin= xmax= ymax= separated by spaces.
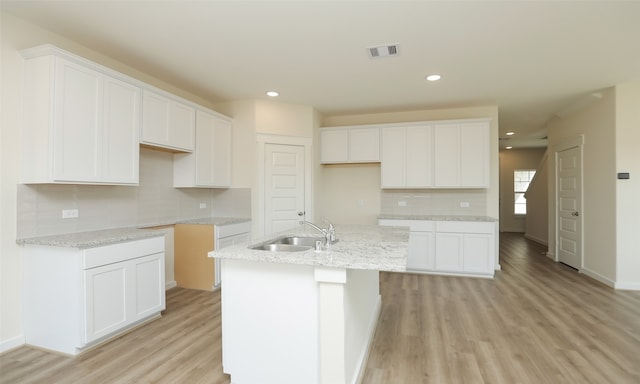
xmin=257 ymin=134 xmax=313 ymax=238
xmin=556 ymin=141 xmax=583 ymax=269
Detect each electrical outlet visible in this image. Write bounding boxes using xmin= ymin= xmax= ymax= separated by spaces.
xmin=199 ymin=203 xmax=207 ymax=209
xmin=398 ymin=201 xmax=407 ymax=207
xmin=62 ymin=209 xmax=79 ymax=219
xmin=459 ymin=201 xmax=470 ymax=208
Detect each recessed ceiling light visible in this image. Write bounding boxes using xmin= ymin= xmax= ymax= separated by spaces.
xmin=505 ymin=146 xmax=513 ymax=150
xmin=426 ymin=74 xmax=441 ymax=82
xmin=266 ymin=91 xmax=279 ymax=97
xmin=506 ymin=131 xmax=515 ymax=136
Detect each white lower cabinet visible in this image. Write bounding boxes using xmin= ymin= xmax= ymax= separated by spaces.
xmin=379 ymin=219 xmax=434 ymax=270
xmin=434 ymin=232 xmax=464 ymax=271
xmin=23 ymin=237 xmax=165 ymax=355
xmin=379 ymin=219 xmax=496 ymax=277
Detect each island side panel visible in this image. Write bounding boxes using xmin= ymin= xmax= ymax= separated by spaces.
xmin=344 ymin=269 xmax=381 ymax=383
xmin=221 ymin=259 xmax=319 ymax=384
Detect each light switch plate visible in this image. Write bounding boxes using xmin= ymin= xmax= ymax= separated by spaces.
xmin=199 ymin=203 xmax=207 ymax=209
xmin=459 ymin=202 xmax=470 ymax=208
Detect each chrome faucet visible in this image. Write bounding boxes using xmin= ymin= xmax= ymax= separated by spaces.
xmin=299 ymin=219 xmax=336 ymax=246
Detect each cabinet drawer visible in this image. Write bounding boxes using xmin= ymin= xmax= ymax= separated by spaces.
xmin=215 ymin=221 xmax=251 ymax=238
xmin=83 ymin=236 xmax=164 ymax=269
xmin=436 ymin=221 xmax=494 ymax=234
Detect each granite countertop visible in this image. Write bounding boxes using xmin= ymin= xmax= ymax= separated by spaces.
xmin=16 ymin=227 xmax=164 ymax=249
xmin=378 ymin=214 xmax=497 ymax=222
xmin=17 ymin=216 xmax=250 ymax=249
xmin=175 ymin=217 xmax=251 ymax=226
xmin=208 ymin=224 xmax=409 ymax=272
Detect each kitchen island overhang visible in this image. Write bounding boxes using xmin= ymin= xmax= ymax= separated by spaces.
xmin=208 ymin=225 xmax=409 ymax=384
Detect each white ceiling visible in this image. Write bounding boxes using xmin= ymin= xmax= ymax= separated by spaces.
xmin=3 ymin=1 xmax=640 ymax=148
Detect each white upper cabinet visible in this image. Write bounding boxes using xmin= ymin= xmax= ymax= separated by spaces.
xmin=381 ymin=124 xmax=432 ymax=188
xmin=173 ymin=109 xmax=232 ymax=188
xmin=102 ymin=77 xmax=141 ymax=184
xmin=320 ymin=129 xmax=348 ymax=163
xmin=434 ymin=120 xmax=490 ymax=188
xmin=320 ymin=126 xmax=380 ymax=163
xmin=141 ymin=89 xmax=195 ymax=152
xmin=21 ymin=46 xmax=140 ymax=185
xmin=349 ymin=127 xmax=380 ymax=162
xmin=381 ymin=119 xmax=490 ymax=189
xmin=380 ymin=126 xmax=406 ymax=187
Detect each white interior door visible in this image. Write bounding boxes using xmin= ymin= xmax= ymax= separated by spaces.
xmin=265 ymin=144 xmax=305 ymax=236
xmin=557 ymin=146 xmax=582 ymax=269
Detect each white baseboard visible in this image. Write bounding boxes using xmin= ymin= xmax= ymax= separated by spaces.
xmin=165 ymin=280 xmax=177 ymax=290
xmin=0 ymin=334 xmax=25 ymax=354
xmin=524 ymin=233 xmax=548 ymax=246
xmin=500 ymin=228 xmax=525 ymax=233
xmin=580 ymin=268 xmax=616 ymax=288
xmin=614 ymin=281 xmax=640 ymax=291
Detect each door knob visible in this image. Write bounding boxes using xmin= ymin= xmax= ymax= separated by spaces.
xmin=572 ymin=211 xmax=579 ymax=217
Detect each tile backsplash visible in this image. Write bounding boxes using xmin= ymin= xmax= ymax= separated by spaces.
xmin=17 ymin=148 xmax=251 ymax=238
xmin=381 ymin=189 xmax=488 ymax=216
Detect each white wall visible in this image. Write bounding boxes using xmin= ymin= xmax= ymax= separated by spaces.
xmin=498 ymin=148 xmax=546 ymax=232
xmin=321 ymin=164 xmax=381 ymax=225
xmin=319 ymin=106 xmax=500 ymax=223
xmin=547 ymin=87 xmax=617 ymax=285
xmin=614 ymin=82 xmax=640 ymax=289
xmin=524 ymin=152 xmax=549 ymax=245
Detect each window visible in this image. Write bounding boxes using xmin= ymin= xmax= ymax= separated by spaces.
xmin=514 ymin=169 xmax=536 ymax=214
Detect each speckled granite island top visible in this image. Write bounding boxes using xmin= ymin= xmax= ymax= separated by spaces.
xmin=378 ymin=214 xmax=497 ymax=222
xmin=209 ymin=224 xmax=409 ymax=272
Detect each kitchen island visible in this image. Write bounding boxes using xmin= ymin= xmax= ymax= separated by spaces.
xmin=208 ymin=225 xmax=409 ymax=384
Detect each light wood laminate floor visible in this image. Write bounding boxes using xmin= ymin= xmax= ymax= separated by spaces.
xmin=2 ymin=233 xmax=639 ymax=383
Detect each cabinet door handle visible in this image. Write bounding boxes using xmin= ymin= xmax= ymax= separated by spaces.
xmin=572 ymin=211 xmax=579 ymax=217
xmin=298 ymin=211 xmax=305 ymax=217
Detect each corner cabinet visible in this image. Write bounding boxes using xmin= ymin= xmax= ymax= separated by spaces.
xmin=20 ymin=46 xmax=140 ymax=185
xmin=320 ymin=126 xmax=380 ymax=163
xmin=23 ymin=236 xmax=166 ymax=355
xmin=141 ymin=89 xmax=195 ymax=152
xmin=173 ymin=109 xmax=232 ymax=188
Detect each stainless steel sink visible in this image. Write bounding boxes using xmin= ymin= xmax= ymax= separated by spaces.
xmin=249 ymin=243 xmax=312 ymax=252
xmin=248 ymin=236 xmax=325 ymax=252
xmin=271 ymin=236 xmax=324 ymax=247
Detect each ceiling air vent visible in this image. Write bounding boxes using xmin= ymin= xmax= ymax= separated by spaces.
xmin=368 ymin=44 xmax=400 ymax=59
